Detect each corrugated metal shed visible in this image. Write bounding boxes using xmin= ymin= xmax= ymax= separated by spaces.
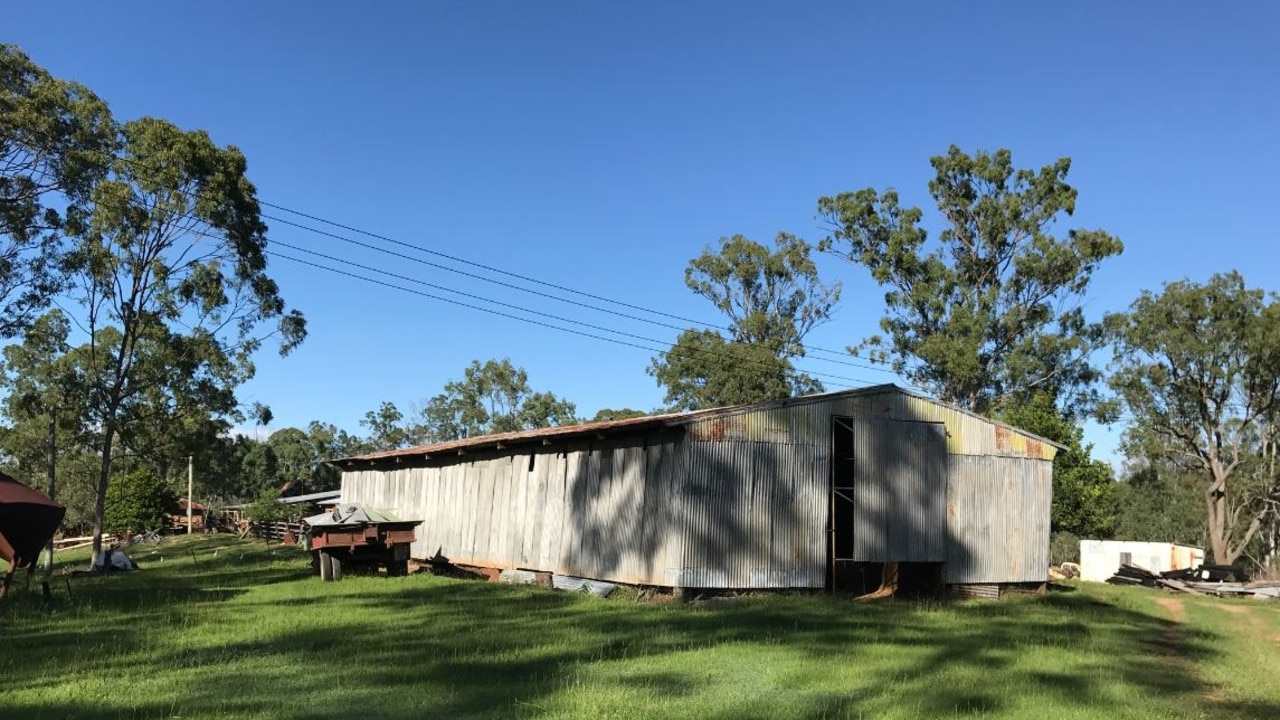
xmin=336 ymin=385 xmax=1059 ymax=590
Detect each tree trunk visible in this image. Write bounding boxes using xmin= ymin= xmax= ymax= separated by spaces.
xmin=1205 ymin=491 xmax=1225 ymax=564
xmin=90 ymin=421 xmax=118 ymax=569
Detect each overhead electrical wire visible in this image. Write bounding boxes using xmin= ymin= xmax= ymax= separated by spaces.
xmin=18 ymin=158 xmax=902 ymax=384
xmin=268 ymin=248 xmax=881 ymax=389
xmin=271 ymin=239 xmax=881 ymax=385
xmin=150 ymin=217 xmax=887 ymax=390
xmin=263 ymin=212 xmax=894 ymax=376
xmin=260 ymin=200 xmax=866 ymax=364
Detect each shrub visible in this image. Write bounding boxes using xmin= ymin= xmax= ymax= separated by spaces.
xmin=104 ymin=470 xmax=178 ymax=536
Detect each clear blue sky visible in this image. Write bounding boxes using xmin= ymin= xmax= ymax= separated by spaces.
xmin=9 ymin=3 xmax=1279 ymax=463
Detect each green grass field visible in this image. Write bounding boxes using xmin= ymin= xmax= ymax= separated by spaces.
xmin=1 ymin=536 xmax=1277 ymax=720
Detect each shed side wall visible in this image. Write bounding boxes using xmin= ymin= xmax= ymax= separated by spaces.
xmin=341 ymin=435 xmax=687 ymax=586
xmin=944 ymin=455 xmax=1053 ymax=584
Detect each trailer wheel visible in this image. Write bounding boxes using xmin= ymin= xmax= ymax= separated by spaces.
xmin=318 ymin=550 xmax=333 ymax=581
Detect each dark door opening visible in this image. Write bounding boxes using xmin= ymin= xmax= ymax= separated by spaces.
xmin=829 ymin=416 xmax=856 ymax=591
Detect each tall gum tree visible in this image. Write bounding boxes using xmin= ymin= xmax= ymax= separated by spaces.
xmin=0 ymin=45 xmax=115 ymax=338
xmin=649 ymin=233 xmax=840 ymax=411
xmin=419 ymin=358 xmax=578 ymax=443
xmin=1107 ymin=272 xmax=1280 ymax=565
xmin=818 ymin=146 xmax=1122 ymax=418
xmin=71 ymin=117 xmax=305 ymax=564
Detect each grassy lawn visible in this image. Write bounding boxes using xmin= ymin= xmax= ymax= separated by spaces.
xmin=2 ymin=536 xmax=1278 ymax=720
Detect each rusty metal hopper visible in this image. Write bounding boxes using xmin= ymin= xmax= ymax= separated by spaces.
xmin=0 ymin=473 xmax=65 ymax=572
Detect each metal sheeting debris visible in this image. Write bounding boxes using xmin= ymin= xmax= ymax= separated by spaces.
xmin=552 ymin=574 xmax=616 ymax=597
xmin=304 ymin=504 xmax=403 ymax=527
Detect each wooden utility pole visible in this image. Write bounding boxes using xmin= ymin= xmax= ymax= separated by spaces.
xmin=187 ymin=454 xmax=194 ymax=535
xmin=44 ymin=407 xmax=57 ymax=574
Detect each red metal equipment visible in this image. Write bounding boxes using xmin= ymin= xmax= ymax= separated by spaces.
xmin=303 ymin=505 xmax=422 ymax=581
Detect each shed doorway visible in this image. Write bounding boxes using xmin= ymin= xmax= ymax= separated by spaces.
xmin=829 ymin=416 xmax=857 ymax=591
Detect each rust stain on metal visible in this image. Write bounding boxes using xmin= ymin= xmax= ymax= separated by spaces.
xmin=690 ymin=417 xmax=729 ymax=442
xmin=995 ymin=425 xmax=1011 ymax=453
xmin=1026 ymin=439 xmax=1044 ymax=459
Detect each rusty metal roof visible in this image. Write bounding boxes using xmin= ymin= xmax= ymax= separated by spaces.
xmin=333 ymin=384 xmax=1065 ymax=465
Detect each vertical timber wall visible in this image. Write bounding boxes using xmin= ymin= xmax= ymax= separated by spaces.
xmin=341 ymin=388 xmax=1056 ymax=589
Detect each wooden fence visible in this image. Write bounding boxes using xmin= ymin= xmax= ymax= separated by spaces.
xmin=248 ymin=520 xmax=306 ymax=544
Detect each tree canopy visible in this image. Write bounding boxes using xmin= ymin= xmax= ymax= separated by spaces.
xmin=67 ymin=116 xmax=306 ymax=563
xmin=418 ymin=359 xmax=577 ymax=442
xmin=359 ymin=359 xmax=579 ymax=451
xmin=1107 ymin=272 xmax=1280 ymax=564
xmin=818 ymin=146 xmax=1123 ymax=418
xmin=0 ymin=45 xmax=115 ymax=339
xmin=650 ymin=233 xmax=839 ymax=411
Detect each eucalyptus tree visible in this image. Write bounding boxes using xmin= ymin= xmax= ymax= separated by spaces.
xmin=650 ymin=233 xmax=840 ymax=410
xmin=818 ymin=146 xmax=1123 ymax=418
xmin=70 ymin=117 xmax=305 ymax=564
xmin=418 ymin=358 xmax=578 ymax=442
xmin=1108 ymin=272 xmax=1280 ymax=565
xmin=0 ymin=45 xmax=115 ymax=338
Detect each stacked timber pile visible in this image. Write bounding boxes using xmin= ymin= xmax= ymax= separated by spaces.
xmin=1106 ymin=563 xmax=1280 ymax=600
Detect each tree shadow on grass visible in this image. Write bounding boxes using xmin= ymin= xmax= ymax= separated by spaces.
xmin=4 ymin=574 xmax=1279 ymax=720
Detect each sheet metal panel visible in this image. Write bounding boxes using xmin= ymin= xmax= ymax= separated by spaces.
xmin=676 ymin=440 xmax=826 ymax=588
xmin=681 ymin=389 xmax=1055 ymax=460
xmin=851 ymin=419 xmax=947 ymax=562
xmin=945 ymin=455 xmax=1052 ymax=583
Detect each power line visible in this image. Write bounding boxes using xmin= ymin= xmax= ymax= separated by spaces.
xmin=17 ymin=158 xmax=900 ymax=379
xmin=132 ymin=202 xmax=884 ymax=389
xmin=272 ymin=239 xmax=884 ymax=385
xmin=156 ymin=219 xmax=890 ymax=388
xmin=267 ymin=249 xmax=882 ymax=389
xmin=263 ymin=211 xmax=894 ymax=375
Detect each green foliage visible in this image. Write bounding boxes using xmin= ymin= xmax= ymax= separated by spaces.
xmin=818 ymin=146 xmax=1123 ymax=417
xmin=417 ymin=358 xmax=578 ymax=443
xmin=0 ymin=44 xmax=115 ymax=339
xmin=0 ymin=310 xmax=101 ymax=531
xmin=1107 ymin=271 xmax=1280 ymax=564
xmin=245 ymin=487 xmax=288 ymax=524
xmin=651 ymin=329 xmax=821 ymax=411
xmin=1048 ymin=531 xmax=1081 ymax=565
xmin=590 ymin=407 xmax=648 ymax=422
xmin=1113 ymin=465 xmax=1206 ymax=546
xmin=998 ymin=393 xmax=1116 ymax=538
xmin=103 ymin=469 xmax=177 ymax=535
xmin=360 ymin=401 xmax=427 ymax=450
xmin=64 ymin=113 xmax=307 ymax=561
xmin=650 ymin=233 xmax=838 ymax=410
xmin=301 ymin=420 xmax=367 ymax=490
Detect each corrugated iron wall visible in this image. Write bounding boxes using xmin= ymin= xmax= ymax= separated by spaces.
xmin=679 ymin=390 xmax=1050 ymax=584
xmin=342 ymin=388 xmax=1054 ymax=589
xmin=676 ymin=441 xmax=826 ymax=588
xmin=687 ymin=389 xmax=1056 ymax=461
xmin=850 ymin=419 xmax=947 ymax=562
xmin=944 ymin=455 xmax=1052 ymax=583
